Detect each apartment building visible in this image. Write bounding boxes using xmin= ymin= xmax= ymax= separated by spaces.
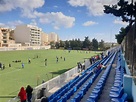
xmin=14 ymin=25 xmax=42 ymax=46
xmin=41 ymin=32 xmax=49 ymax=45
xmin=0 ymin=28 xmax=14 ymax=47
xmin=0 ymin=29 xmax=2 ymax=47
xmin=48 ymin=32 xmax=59 ymax=43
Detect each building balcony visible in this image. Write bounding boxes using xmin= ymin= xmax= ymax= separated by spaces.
xmin=2 ymin=39 xmax=8 ymax=41
xmin=1 ymin=30 xmax=8 ymax=33
xmin=2 ymin=33 xmax=8 ymax=36
xmin=2 ymin=43 xmax=8 ymax=47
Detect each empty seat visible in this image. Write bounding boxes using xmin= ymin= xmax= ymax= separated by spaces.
xmin=110 ymin=87 xmax=124 ymax=98
xmin=111 ymin=93 xmax=128 ymax=102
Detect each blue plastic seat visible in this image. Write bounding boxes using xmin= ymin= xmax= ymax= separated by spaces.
xmin=94 ymin=84 xmax=103 ymax=91
xmin=89 ymin=93 xmax=99 ymax=101
xmin=70 ymin=99 xmax=76 ymax=102
xmin=92 ymin=88 xmax=101 ymax=95
xmin=66 ymin=91 xmax=71 ymax=99
xmin=58 ymin=95 xmax=67 ymax=102
xmin=97 ymin=82 xmax=103 ymax=86
xmin=67 ymin=88 xmax=74 ymax=99
xmin=111 ymin=93 xmax=128 ymax=102
xmin=78 ymin=91 xmax=84 ymax=99
xmin=74 ymin=94 xmax=80 ymax=102
xmin=86 ymin=98 xmax=95 ymax=102
xmin=81 ymin=87 xmax=86 ymax=95
xmin=110 ymin=87 xmax=124 ymax=98
xmin=111 ymin=86 xmax=122 ymax=92
xmin=113 ymin=82 xmax=123 ymax=87
xmin=114 ymin=80 xmax=122 ymax=83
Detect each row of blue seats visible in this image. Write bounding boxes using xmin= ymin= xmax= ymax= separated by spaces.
xmin=49 ymin=64 xmax=99 ymax=102
xmin=48 ymin=57 xmax=108 ymax=101
xmin=41 ymin=50 xmax=118 ymax=102
xmin=47 ymin=75 xmax=79 ymax=101
xmin=57 ymin=71 xmax=97 ymax=102
xmin=67 ymin=52 xmax=116 ymax=102
xmin=58 ymin=51 xmax=115 ymax=102
xmin=49 ymin=73 xmax=87 ymax=102
xmin=82 ymin=51 xmax=114 ymax=76
xmin=86 ymin=52 xmax=117 ymax=102
xmin=69 ymin=69 xmax=103 ymax=102
xmin=48 ymin=51 xmax=115 ymax=102
xmin=110 ymin=53 xmax=128 ymax=102
xmin=63 ymin=66 xmax=106 ymax=102
xmin=48 ymin=60 xmax=106 ymax=101
xmin=85 ymin=51 xmax=114 ymax=75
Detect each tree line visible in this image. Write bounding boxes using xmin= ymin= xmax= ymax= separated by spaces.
xmin=50 ymin=36 xmax=109 ymax=51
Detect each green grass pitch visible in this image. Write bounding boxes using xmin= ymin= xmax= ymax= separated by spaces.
xmin=0 ymin=49 xmax=100 ymax=101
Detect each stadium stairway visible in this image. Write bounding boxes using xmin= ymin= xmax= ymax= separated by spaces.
xmin=96 ymin=51 xmax=119 ymax=102
xmin=109 ymin=52 xmax=128 ymax=102
xmin=97 ymin=60 xmax=116 ymax=102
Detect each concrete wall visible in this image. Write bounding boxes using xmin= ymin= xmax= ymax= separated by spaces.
xmin=124 ymin=74 xmax=133 ymax=100
xmin=124 ymin=74 xmax=136 ymax=102
xmin=122 ymin=54 xmax=136 ymax=101
xmin=32 ymin=66 xmax=79 ymax=100
xmin=14 ymin=25 xmax=30 ymax=43
xmin=132 ymin=79 xmax=136 ymax=102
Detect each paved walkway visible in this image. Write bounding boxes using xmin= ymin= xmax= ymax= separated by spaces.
xmin=80 ymin=69 xmax=105 ymax=102
xmin=98 ymin=64 xmax=116 ymax=102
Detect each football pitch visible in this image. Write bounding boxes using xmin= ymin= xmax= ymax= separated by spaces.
xmin=0 ymin=49 xmax=100 ymax=102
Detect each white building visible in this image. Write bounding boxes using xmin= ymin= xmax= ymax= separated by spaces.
xmin=41 ymin=32 xmax=49 ymax=45
xmin=48 ymin=32 xmax=59 ymax=42
xmin=14 ymin=25 xmax=42 ymax=46
xmin=0 ymin=28 xmax=15 ymax=47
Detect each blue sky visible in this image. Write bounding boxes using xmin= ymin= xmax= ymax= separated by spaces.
xmin=0 ymin=0 xmax=132 ymax=43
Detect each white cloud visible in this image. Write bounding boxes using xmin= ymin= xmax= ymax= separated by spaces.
xmin=113 ymin=19 xmax=129 ymax=26
xmin=68 ymin=0 xmax=119 ymax=16
xmin=83 ymin=21 xmax=98 ymax=26
xmin=0 ymin=20 xmax=23 ymax=29
xmin=7 ymin=20 xmax=23 ymax=26
xmin=34 ymin=12 xmax=75 ymax=29
xmin=0 ymin=0 xmax=45 ymax=18
xmin=30 ymin=19 xmax=37 ymax=26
